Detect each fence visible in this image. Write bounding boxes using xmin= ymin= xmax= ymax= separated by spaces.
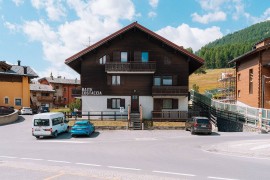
xmin=65 ymin=111 xmax=128 ymax=121
xmin=190 ymin=90 xmax=270 ymax=130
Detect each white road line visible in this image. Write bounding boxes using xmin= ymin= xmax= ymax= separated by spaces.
xmin=108 ymin=166 xmax=141 ymax=171
xmin=250 ymin=144 xmax=270 ymax=150
xmin=0 ymin=155 xmax=17 ymax=159
xmin=20 ymin=158 xmax=44 ymax=161
xmin=76 ymin=162 xmax=101 ymax=167
xmin=208 ymin=176 xmax=239 ymax=180
xmin=47 ymin=160 xmax=71 ymax=164
xmin=153 ymin=170 xmax=196 ymax=177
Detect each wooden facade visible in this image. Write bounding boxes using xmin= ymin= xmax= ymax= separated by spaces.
xmin=65 ymin=22 xmax=204 ymax=120
xmin=230 ymin=37 xmax=270 ymax=108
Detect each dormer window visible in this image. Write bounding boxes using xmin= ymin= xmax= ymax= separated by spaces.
xmin=121 ymin=52 xmax=128 ymax=62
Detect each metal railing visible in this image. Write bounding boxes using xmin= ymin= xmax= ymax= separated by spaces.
xmin=190 ymin=90 xmax=270 ymax=130
xmin=65 ymin=111 xmax=128 ymax=121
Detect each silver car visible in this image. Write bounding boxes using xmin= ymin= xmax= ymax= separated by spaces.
xmin=20 ymin=107 xmax=33 ymax=115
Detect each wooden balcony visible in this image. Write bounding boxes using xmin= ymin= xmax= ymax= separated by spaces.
xmin=105 ymin=62 xmax=156 ymax=73
xmin=152 ymin=86 xmax=188 ymax=96
xmin=36 ymin=96 xmax=54 ymax=102
xmin=152 ymin=111 xmax=188 ymax=121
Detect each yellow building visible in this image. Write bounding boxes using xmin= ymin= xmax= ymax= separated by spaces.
xmin=0 ymin=61 xmax=38 ymax=109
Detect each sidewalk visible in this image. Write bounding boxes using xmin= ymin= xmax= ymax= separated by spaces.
xmin=203 ymin=137 xmax=270 ymax=159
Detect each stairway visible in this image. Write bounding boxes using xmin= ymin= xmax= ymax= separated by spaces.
xmin=129 ymin=113 xmax=142 ymax=130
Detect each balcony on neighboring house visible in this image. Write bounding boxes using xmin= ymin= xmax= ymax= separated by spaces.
xmin=72 ymin=88 xmax=82 ymax=97
xmin=152 ymin=86 xmax=188 ymax=96
xmin=105 ymin=62 xmax=156 ymax=74
xmin=37 ymin=96 xmax=54 ymax=102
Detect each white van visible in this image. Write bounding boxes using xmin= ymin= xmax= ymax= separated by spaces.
xmin=32 ymin=112 xmax=68 ymax=139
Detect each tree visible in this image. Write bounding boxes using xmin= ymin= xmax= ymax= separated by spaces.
xmin=192 ymin=84 xmax=199 ymax=92
xmin=69 ymin=99 xmax=81 ymax=112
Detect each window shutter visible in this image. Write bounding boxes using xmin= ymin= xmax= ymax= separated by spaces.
xmin=107 ymin=75 xmax=111 ymax=85
xmin=172 ymin=99 xmax=178 ymax=109
xmin=113 ymin=51 xmax=120 ymax=62
xmin=107 ymin=99 xmax=112 ymax=109
xmin=173 ymin=75 xmax=178 ymax=85
xmin=153 ymin=99 xmax=162 ymax=110
xmin=120 ymin=99 xmax=125 ymax=108
xmin=134 ymin=51 xmax=141 ymax=62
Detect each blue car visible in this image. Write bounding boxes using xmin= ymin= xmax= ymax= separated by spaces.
xmin=70 ymin=120 xmax=95 ymax=137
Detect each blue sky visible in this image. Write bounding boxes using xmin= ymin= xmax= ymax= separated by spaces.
xmin=0 ymin=0 xmax=270 ymax=79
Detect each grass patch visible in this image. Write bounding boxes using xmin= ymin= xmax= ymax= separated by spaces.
xmin=189 ymin=68 xmax=234 ymax=94
xmin=50 ymin=108 xmax=70 ymax=113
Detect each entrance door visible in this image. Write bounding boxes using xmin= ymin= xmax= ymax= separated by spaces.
xmin=131 ymin=95 xmax=139 ymax=112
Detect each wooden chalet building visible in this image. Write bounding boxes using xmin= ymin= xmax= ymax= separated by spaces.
xmin=30 ymin=84 xmax=55 ymax=108
xmin=230 ymin=37 xmax=270 ymax=108
xmin=65 ymin=22 xmax=204 ymax=122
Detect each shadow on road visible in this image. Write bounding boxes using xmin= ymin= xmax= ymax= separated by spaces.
xmin=36 ymin=131 xmax=100 ymax=140
xmin=71 ymin=131 xmax=100 ymax=138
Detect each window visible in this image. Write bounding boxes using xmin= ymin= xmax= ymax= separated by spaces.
xmin=41 ymin=93 xmax=49 ymax=96
xmin=63 ymin=88 xmax=66 ymax=92
xmin=249 ymin=69 xmax=253 ymax=94
xmin=163 ymin=99 xmax=173 ymax=109
xmin=99 ymin=55 xmax=106 ymax=64
xmin=141 ymin=52 xmax=148 ymax=62
xmin=112 ymin=99 xmax=121 ymax=109
xmin=107 ymin=98 xmax=125 ymax=109
xmin=34 ymin=119 xmax=49 ymax=126
xmin=121 ymin=52 xmax=128 ymax=62
xmin=112 ymin=75 xmax=120 ymax=85
xmin=4 ymin=97 xmax=9 ymax=104
xmin=238 ymin=90 xmax=241 ymax=98
xmin=163 ymin=76 xmax=173 ymax=86
xmin=64 ymin=98 xmax=67 ymax=101
xmin=33 ymin=92 xmax=36 ymax=97
xmin=55 ymin=86 xmax=59 ymax=89
xmin=154 ymin=76 xmax=161 ymax=86
xmin=15 ymin=98 xmax=22 ymax=106
xmin=238 ymin=73 xmax=241 ymax=81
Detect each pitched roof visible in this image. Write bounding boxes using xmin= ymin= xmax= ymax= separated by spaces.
xmin=38 ymin=77 xmax=80 ymax=85
xmin=0 ymin=61 xmax=38 ymax=78
xmin=65 ymin=22 xmax=204 ymax=74
xmin=30 ymin=84 xmax=55 ymax=92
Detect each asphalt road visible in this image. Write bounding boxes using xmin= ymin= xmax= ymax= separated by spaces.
xmin=0 ymin=115 xmax=270 ymax=180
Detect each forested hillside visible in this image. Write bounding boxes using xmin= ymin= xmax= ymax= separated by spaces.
xmin=197 ymin=20 xmax=270 ymax=69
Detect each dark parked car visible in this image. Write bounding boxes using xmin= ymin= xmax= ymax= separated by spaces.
xmin=185 ymin=117 xmax=212 ymax=135
xmin=37 ymin=106 xmax=50 ymax=113
xmin=71 ymin=120 xmax=95 ymax=137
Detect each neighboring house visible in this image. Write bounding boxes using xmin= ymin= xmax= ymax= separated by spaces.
xmin=30 ymin=84 xmax=55 ymax=108
xmin=65 ymin=22 xmax=204 ymax=120
xmin=38 ymin=75 xmax=80 ymax=107
xmin=0 ymin=60 xmax=38 ymax=109
xmin=229 ymin=37 xmax=270 ymax=108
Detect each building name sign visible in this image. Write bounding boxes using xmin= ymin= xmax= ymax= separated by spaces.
xmin=82 ymin=88 xmax=102 ymax=96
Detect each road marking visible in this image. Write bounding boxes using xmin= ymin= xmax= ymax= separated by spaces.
xmin=108 ymin=166 xmax=141 ymax=171
xmin=153 ymin=170 xmax=196 ymax=177
xmin=76 ymin=162 xmax=101 ymax=167
xmin=208 ymin=176 xmax=239 ymax=180
xmin=47 ymin=160 xmax=71 ymax=164
xmin=44 ymin=172 xmax=65 ymax=180
xmin=20 ymin=158 xmax=44 ymax=161
xmin=250 ymin=144 xmax=270 ymax=150
xmin=0 ymin=155 xmax=17 ymax=159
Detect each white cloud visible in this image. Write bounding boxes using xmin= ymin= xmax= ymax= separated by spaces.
xmin=149 ymin=0 xmax=159 ymax=8
xmin=192 ymin=11 xmax=226 ymax=24
xmin=22 ymin=0 xmax=136 ymax=78
xmin=4 ymin=21 xmax=19 ymax=32
xmin=148 ymin=11 xmax=157 ymax=18
xmin=156 ymin=24 xmax=223 ymax=51
xmin=12 ymin=0 xmax=24 ymax=6
xmin=31 ymin=0 xmax=66 ymax=21
xmin=198 ymin=0 xmax=227 ymax=11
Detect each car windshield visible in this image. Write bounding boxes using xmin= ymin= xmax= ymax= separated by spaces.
xmin=197 ymin=119 xmax=209 ymax=124
xmin=34 ymin=119 xmax=49 ymax=126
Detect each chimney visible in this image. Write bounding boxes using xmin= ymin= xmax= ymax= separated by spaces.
xmin=18 ymin=60 xmax=21 ymax=66
xmin=23 ymin=66 xmax=27 ymax=74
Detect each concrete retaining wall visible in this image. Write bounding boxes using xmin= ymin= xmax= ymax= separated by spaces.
xmin=0 ymin=110 xmax=19 ymax=125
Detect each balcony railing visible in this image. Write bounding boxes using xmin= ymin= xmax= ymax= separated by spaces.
xmin=105 ymin=62 xmax=156 ymax=73
xmin=36 ymin=96 xmax=54 ymax=102
xmin=152 ymin=111 xmax=188 ymax=120
xmin=152 ymin=86 xmax=188 ymax=96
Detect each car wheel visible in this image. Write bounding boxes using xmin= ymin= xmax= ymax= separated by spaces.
xmin=53 ymin=131 xmax=58 ymax=137
xmin=185 ymin=126 xmax=188 ymax=131
xmin=35 ymin=136 xmax=40 ymax=139
xmin=191 ymin=128 xmax=195 ymax=135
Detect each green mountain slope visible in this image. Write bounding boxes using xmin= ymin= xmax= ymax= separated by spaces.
xmin=197 ymin=20 xmax=270 ymax=69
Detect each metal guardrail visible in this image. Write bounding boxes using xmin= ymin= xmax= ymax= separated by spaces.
xmin=190 ymin=90 xmax=270 ymax=131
